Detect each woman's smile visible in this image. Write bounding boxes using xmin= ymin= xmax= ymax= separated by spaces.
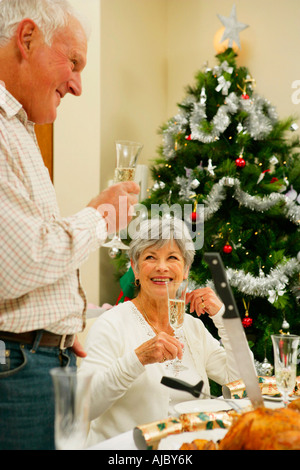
xmin=150 ymin=276 xmax=173 ymax=285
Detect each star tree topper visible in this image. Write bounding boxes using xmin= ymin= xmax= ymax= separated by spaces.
xmin=217 ymin=4 xmax=249 ymax=49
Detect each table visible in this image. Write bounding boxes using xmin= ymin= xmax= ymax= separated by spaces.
xmin=88 ymin=430 xmax=137 ymax=450
xmin=87 ymin=398 xmax=283 ymax=450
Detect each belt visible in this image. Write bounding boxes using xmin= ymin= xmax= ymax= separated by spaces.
xmin=0 ymin=330 xmax=75 ymax=350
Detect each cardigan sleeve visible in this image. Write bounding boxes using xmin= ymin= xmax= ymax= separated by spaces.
xmin=77 ymin=308 xmax=145 ymax=421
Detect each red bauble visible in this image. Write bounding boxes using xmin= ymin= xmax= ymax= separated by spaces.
xmin=242 ymin=94 xmax=249 ymax=100
xmin=242 ymin=314 xmax=253 ymax=328
xmin=223 ymin=243 xmax=232 ymax=254
xmin=190 ymin=211 xmax=199 ymax=223
xmin=235 ymin=157 xmax=246 ymax=168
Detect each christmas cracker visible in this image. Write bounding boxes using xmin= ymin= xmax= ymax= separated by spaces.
xmin=222 ymin=376 xmax=300 ymax=399
xmin=133 ymin=417 xmax=182 ymax=450
xmin=133 ymin=411 xmax=235 ymax=450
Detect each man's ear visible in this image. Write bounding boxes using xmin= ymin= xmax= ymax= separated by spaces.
xmin=16 ymin=19 xmax=40 ymax=59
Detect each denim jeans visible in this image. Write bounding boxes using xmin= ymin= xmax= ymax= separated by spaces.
xmin=0 ymin=338 xmax=76 ymax=450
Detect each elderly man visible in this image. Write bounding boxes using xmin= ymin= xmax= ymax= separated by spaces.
xmin=0 ymin=0 xmax=139 ymax=450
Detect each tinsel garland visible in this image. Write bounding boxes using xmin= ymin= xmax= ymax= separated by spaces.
xmin=162 ymin=89 xmax=278 ymax=157
xmin=188 ymin=256 xmax=299 ymax=304
xmin=241 ymin=95 xmax=278 ymax=139
xmin=189 ymin=91 xmax=239 ymax=143
xmin=226 ymin=258 xmax=299 ymax=301
xmin=162 ymin=113 xmax=189 ymax=159
xmin=155 ymin=174 xmax=300 ymax=224
xmin=203 ymin=177 xmax=300 ymax=225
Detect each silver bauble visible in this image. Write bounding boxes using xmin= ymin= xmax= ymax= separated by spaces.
xmin=108 ymin=246 xmax=121 ymax=259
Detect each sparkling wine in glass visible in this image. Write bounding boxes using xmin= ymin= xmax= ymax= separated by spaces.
xmin=103 ymin=140 xmax=143 ymax=251
xmin=271 ymin=334 xmax=300 ymax=407
xmin=114 ymin=167 xmax=136 ymax=183
xmin=166 ymin=279 xmax=189 ymax=373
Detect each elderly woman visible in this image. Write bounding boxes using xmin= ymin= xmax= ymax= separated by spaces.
xmin=78 ymin=218 xmax=240 ymax=446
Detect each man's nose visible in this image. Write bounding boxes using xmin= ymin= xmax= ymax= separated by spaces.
xmin=67 ymin=72 xmax=82 ymax=96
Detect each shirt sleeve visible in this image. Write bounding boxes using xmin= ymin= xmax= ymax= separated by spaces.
xmin=0 ymin=174 xmax=107 ymax=299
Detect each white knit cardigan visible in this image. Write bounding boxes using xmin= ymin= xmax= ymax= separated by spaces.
xmin=78 ymin=301 xmax=240 ymax=446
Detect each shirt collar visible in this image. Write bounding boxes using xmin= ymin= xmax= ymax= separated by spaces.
xmin=0 ymin=82 xmax=30 ymax=125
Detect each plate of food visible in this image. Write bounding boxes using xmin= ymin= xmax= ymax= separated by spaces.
xmin=174 ymin=398 xmax=251 ymax=415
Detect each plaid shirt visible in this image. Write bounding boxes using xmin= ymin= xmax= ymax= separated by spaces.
xmin=0 ymin=85 xmax=107 ymax=334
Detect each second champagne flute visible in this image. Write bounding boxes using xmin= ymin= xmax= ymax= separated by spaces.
xmin=271 ymin=334 xmax=299 ymax=407
xmin=166 ymin=279 xmax=189 ymax=373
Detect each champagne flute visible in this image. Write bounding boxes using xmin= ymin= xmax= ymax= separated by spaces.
xmin=166 ymin=279 xmax=189 ymax=373
xmin=271 ymin=334 xmax=300 ymax=407
xmin=103 ymin=140 xmax=143 ymax=251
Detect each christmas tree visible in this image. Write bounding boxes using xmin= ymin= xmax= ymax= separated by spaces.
xmin=141 ymin=46 xmax=300 ymax=363
xmin=111 ymin=9 xmax=300 ymax=372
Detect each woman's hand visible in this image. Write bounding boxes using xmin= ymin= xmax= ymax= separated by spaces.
xmin=186 ymin=287 xmax=223 ymax=317
xmin=135 ymin=332 xmax=183 ymax=366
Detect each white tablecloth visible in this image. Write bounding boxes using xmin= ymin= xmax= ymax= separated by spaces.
xmin=88 ymin=430 xmax=137 ymax=450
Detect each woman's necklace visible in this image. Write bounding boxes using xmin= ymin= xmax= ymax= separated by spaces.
xmin=137 ymin=298 xmax=171 ymax=336
xmin=141 ymin=306 xmax=159 ymax=335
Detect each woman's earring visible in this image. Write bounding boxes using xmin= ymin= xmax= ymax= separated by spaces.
xmin=134 ymin=279 xmax=140 ymax=287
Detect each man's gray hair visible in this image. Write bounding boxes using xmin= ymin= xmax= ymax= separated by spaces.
xmin=129 ymin=217 xmax=195 ymax=272
xmin=0 ymin=0 xmax=91 ymax=47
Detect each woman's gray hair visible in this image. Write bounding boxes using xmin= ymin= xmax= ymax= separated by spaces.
xmin=129 ymin=217 xmax=195 ymax=272
xmin=0 ymin=0 xmax=91 ymax=47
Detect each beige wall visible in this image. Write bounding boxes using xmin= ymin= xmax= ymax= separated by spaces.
xmin=53 ymin=0 xmax=300 ymax=306
xmin=54 ymin=0 xmax=101 ymax=305
xmin=99 ymin=0 xmax=168 ymax=304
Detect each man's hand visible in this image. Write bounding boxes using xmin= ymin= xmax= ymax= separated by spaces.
xmin=88 ymin=181 xmax=140 ymax=234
